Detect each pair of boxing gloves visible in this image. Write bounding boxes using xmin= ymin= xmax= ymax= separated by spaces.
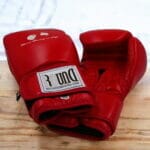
xmin=3 ymin=29 xmax=147 ymax=140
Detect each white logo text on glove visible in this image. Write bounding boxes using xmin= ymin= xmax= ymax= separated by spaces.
xmin=37 ymin=65 xmax=85 ymax=93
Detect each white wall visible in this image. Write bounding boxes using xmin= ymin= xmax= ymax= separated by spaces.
xmin=0 ymin=0 xmax=150 ymax=67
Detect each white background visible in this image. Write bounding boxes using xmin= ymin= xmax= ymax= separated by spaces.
xmin=0 ymin=0 xmax=150 ymax=68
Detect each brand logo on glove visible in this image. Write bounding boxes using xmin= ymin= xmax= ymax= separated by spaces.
xmin=37 ymin=66 xmax=85 ymax=93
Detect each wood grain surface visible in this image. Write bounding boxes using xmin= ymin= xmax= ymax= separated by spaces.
xmin=0 ymin=61 xmax=150 ymax=150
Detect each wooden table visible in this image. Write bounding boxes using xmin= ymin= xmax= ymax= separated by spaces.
xmin=0 ymin=61 xmax=150 ymax=150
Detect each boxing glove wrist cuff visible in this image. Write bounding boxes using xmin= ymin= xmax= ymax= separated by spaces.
xmin=19 ymin=65 xmax=91 ymax=100
xmin=82 ymin=92 xmax=124 ymax=137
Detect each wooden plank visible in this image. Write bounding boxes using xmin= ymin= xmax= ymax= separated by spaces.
xmin=0 ymin=61 xmax=150 ymax=150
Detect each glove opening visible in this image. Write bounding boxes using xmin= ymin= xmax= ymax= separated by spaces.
xmin=39 ymin=110 xmax=60 ymax=121
xmin=48 ymin=125 xmax=106 ymax=140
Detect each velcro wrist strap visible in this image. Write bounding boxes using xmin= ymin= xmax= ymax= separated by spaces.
xmin=20 ymin=65 xmax=88 ymax=100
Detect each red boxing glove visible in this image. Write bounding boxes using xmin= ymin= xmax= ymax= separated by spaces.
xmin=49 ymin=29 xmax=147 ymax=140
xmin=79 ymin=29 xmax=147 ymax=139
xmin=3 ymin=29 xmax=93 ymax=125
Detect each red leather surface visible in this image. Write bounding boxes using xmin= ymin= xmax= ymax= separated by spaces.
xmin=80 ymin=29 xmax=147 ymax=139
xmin=3 ymin=29 xmax=93 ymax=124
